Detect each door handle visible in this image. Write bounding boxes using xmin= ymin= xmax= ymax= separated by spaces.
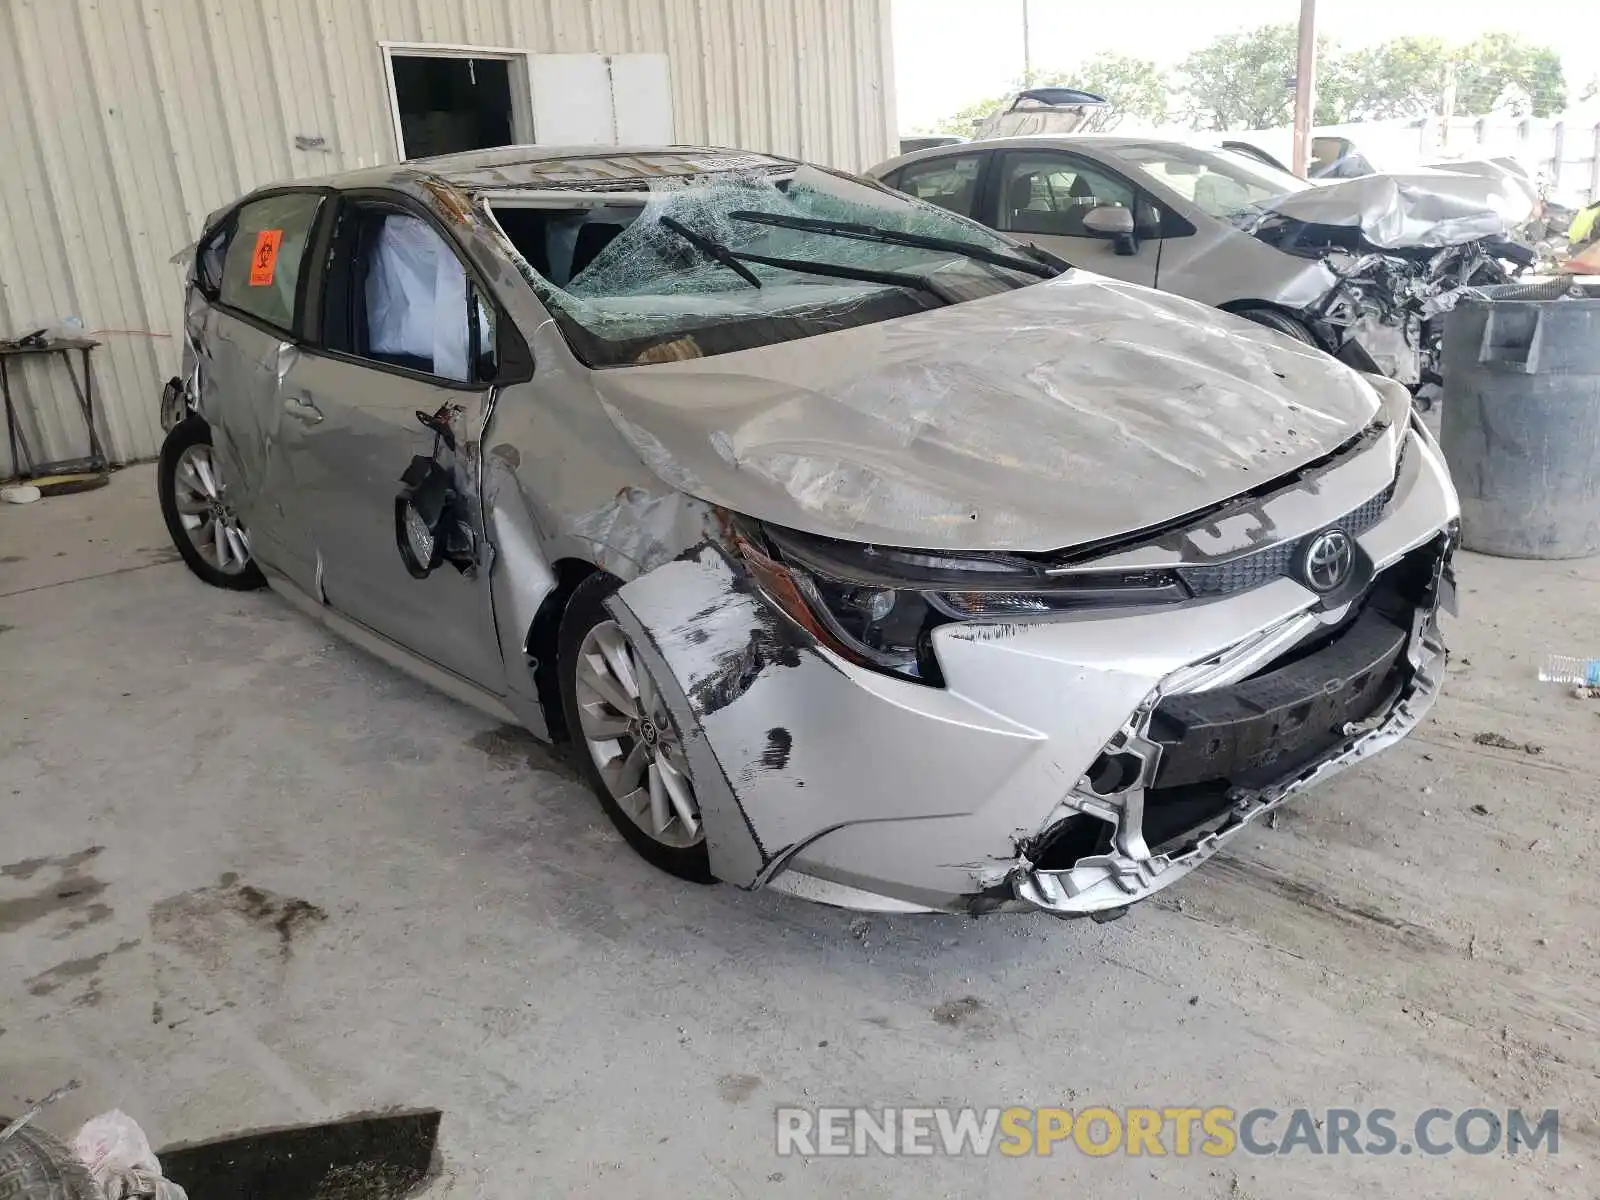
xmin=283 ymin=393 xmax=323 ymax=423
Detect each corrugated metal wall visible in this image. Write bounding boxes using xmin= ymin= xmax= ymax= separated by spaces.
xmin=0 ymin=0 xmax=897 ymax=474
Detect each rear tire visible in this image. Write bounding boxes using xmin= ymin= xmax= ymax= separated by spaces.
xmin=158 ymin=416 xmax=266 ymax=591
xmin=0 ymin=1119 xmax=100 ymax=1199
xmin=559 ymin=573 xmax=715 ymax=884
xmin=1234 ymin=307 xmax=1317 ymax=345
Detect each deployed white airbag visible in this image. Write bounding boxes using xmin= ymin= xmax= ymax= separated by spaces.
xmin=366 ymin=213 xmax=470 ymax=380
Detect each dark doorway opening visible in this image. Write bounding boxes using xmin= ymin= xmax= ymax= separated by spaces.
xmin=392 ymin=55 xmax=514 ymax=158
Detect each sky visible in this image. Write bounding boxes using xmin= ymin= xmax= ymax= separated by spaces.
xmin=891 ymin=0 xmax=1598 ymax=132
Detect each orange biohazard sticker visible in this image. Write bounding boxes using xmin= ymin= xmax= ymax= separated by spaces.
xmin=248 ymin=229 xmax=284 ymax=287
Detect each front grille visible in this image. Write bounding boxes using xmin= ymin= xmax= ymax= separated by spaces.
xmin=1175 ymin=484 xmax=1393 ymax=598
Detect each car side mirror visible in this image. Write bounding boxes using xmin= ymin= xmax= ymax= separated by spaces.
xmin=1082 ymin=205 xmax=1138 ymax=255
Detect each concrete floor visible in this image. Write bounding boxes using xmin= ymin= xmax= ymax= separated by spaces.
xmin=2 ymin=465 xmax=1597 ymax=1197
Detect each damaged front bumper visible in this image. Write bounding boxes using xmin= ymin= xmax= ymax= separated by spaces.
xmin=1013 ymin=569 xmax=1449 ymax=916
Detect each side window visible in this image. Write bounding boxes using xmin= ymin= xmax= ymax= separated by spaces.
xmin=996 ymin=153 xmax=1136 ymax=238
xmin=196 ymin=224 xmax=230 ymax=297
xmin=1310 ymin=137 xmax=1351 ymax=177
xmin=888 ymin=154 xmax=986 ymax=218
xmin=217 ymin=193 xmax=324 ymax=332
xmin=321 ymin=201 xmax=490 ymax=384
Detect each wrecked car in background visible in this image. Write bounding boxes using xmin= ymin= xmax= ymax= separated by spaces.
xmin=158 ymin=145 xmax=1458 ymax=918
xmin=870 ymin=137 xmax=1532 ymax=395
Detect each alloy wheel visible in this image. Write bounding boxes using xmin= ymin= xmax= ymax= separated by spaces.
xmin=574 ymin=620 xmax=704 ymax=849
xmin=171 ymin=442 xmax=252 ymax=575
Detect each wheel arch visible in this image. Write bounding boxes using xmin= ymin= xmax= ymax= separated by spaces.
xmin=525 ymin=556 xmax=604 ymax=742
xmin=1218 ymin=299 xmax=1330 ymax=350
xmin=1218 ymin=297 xmax=1309 ymax=322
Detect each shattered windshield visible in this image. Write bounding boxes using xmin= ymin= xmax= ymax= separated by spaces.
xmin=1119 ymin=145 xmax=1311 ymax=222
xmin=490 ymin=165 xmax=1055 ymax=367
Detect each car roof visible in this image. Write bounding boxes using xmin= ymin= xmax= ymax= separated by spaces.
xmin=286 ymin=145 xmax=801 ymax=196
xmin=871 ymin=134 xmax=1205 ymax=176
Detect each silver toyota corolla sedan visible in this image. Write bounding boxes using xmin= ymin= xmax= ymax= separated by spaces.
xmin=158 ymin=145 xmax=1458 ymax=918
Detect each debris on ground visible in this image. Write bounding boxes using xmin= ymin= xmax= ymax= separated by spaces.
xmin=0 ymin=1078 xmax=80 ymax=1143
xmin=1472 ymin=731 xmax=1544 ymax=755
xmin=77 ymin=1110 xmax=188 ymax=1199
xmin=1471 ymin=804 xmax=1492 ymax=816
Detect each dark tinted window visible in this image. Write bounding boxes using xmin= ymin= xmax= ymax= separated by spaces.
xmin=218 ymin=193 xmax=324 ymax=332
xmin=196 ymin=224 xmax=230 ymax=296
xmin=888 ymin=153 xmax=986 ymax=218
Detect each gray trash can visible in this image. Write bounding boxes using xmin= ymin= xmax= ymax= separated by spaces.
xmin=1439 ymin=282 xmax=1600 ymax=558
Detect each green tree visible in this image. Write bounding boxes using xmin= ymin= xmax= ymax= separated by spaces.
xmin=932 ymin=27 xmax=1567 ymax=138
xmin=1324 ymin=36 xmax=1450 ymax=122
xmin=1451 ymin=33 xmax=1566 ymax=117
xmin=929 ymin=55 xmax=1171 ymax=136
xmin=1069 ymin=53 xmax=1171 ymax=127
xmin=930 ymin=93 xmax=1008 ymax=136
xmin=1178 ymin=24 xmax=1297 ymax=130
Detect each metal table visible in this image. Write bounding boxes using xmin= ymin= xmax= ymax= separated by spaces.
xmin=0 ymin=335 xmax=108 ymax=480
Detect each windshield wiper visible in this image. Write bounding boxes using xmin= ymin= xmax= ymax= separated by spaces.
xmin=728 ymin=249 xmax=951 ymax=300
xmin=658 ymin=216 xmax=762 ymax=288
xmin=727 ymin=210 xmax=1060 ymax=279
xmin=658 ymin=216 xmax=949 ymax=300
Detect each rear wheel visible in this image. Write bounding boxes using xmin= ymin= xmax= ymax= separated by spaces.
xmin=558 ymin=573 xmax=714 ymax=883
xmin=1234 ymin=307 xmax=1317 ymax=345
xmin=158 ymin=416 xmax=266 ymax=591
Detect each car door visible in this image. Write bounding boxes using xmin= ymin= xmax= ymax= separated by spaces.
xmin=281 ymin=191 xmax=509 ymax=691
xmin=194 ymin=190 xmax=328 ymax=592
xmin=986 ymin=149 xmax=1161 ymax=286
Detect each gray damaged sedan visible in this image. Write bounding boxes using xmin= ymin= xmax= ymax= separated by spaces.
xmin=158 ymin=146 xmax=1458 ymax=917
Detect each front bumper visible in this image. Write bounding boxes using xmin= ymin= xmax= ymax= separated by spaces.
xmin=1013 ymin=565 xmax=1448 ymax=915
xmin=607 ymin=421 xmax=1458 ymax=916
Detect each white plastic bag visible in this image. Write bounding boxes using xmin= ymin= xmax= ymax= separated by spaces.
xmin=75 ymin=1110 xmax=188 ymax=1200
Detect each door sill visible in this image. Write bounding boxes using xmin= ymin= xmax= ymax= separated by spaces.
xmin=262 ymin=567 xmax=524 ymax=727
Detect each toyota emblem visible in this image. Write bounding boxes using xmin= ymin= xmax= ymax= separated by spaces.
xmin=1301 ymin=528 xmax=1354 ymax=593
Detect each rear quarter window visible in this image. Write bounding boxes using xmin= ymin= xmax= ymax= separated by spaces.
xmin=886 ymin=154 xmax=986 ymax=218
xmin=217 ymin=193 xmax=325 ymax=332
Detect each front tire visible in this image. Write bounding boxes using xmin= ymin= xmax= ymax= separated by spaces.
xmin=158 ymin=416 xmax=266 ymax=591
xmin=558 ymin=573 xmax=714 ymax=883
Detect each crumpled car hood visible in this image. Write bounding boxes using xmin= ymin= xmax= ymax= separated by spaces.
xmin=1258 ymin=172 xmax=1514 ymax=249
xmin=589 ymin=273 xmax=1382 ymax=553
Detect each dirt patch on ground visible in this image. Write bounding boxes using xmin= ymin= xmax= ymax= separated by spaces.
xmin=150 ymin=876 xmax=327 ymax=968
xmin=23 ymin=938 xmax=140 ymax=1007
xmin=931 ymin=996 xmax=985 ymax=1027
xmin=466 ymin=725 xmax=580 ymax=782
xmin=0 ymin=846 xmax=110 ymax=936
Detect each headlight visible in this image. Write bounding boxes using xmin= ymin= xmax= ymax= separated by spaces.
xmin=736 ymin=524 xmax=1187 ymax=683
xmin=792 ymin=571 xmax=931 ymax=672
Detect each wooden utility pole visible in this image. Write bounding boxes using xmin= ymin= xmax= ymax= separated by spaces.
xmin=1440 ymin=60 xmax=1458 ymax=151
xmin=1291 ymin=0 xmax=1317 ymax=175
xmin=1021 ymin=0 xmax=1032 ymax=85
